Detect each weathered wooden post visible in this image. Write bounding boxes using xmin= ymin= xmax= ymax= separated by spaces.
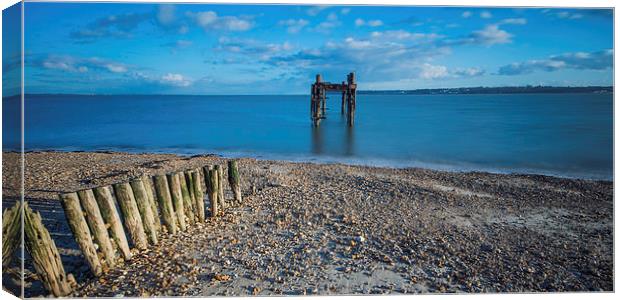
xmin=113 ymin=183 xmax=148 ymax=250
xmin=2 ymin=201 xmax=21 ymax=268
xmin=227 ymin=160 xmax=242 ymax=204
xmin=215 ymin=165 xmax=226 ymax=209
xmin=153 ymin=175 xmax=178 ymax=234
xmin=341 ymin=81 xmax=346 ymax=114
xmin=204 ymin=166 xmax=219 ymax=217
xmin=76 ymin=189 xmax=117 ymax=267
xmin=129 ymin=179 xmax=158 ymax=245
xmin=167 ymin=173 xmax=187 ymax=231
xmin=93 ymin=186 xmax=132 ymax=260
xmin=184 ymin=171 xmax=199 ymax=223
xmin=24 ymin=202 xmax=74 ymax=297
xmin=59 ymin=192 xmax=102 ymax=276
xmin=178 ymin=172 xmax=196 ymax=225
xmin=346 ymin=72 xmax=357 ymax=127
xmin=141 ymin=176 xmax=161 ymax=233
xmin=191 ymin=170 xmax=206 ymax=222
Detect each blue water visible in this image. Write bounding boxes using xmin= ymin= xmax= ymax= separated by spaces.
xmin=2 ymin=93 xmax=613 ymax=180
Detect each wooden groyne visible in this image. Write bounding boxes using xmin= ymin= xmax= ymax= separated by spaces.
xmin=310 ymin=72 xmax=357 ymax=127
xmin=2 ymin=159 xmax=244 ymax=297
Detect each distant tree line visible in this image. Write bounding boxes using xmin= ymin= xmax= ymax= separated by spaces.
xmin=358 ymin=86 xmax=613 ymax=95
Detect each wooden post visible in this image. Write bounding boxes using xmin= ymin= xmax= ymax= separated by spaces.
xmin=191 ymin=170 xmax=206 ymax=222
xmin=178 ymin=172 xmax=196 ymax=225
xmin=93 ymin=186 xmax=132 ymax=260
xmin=23 ymin=202 xmax=73 ymax=297
xmin=215 ymin=165 xmax=226 ymax=209
xmin=2 ymin=202 xmax=21 ymax=268
xmin=153 ymin=175 xmax=177 ymax=234
xmin=341 ymin=81 xmax=346 ymax=115
xmin=76 ymin=189 xmax=117 ymax=267
xmin=59 ymin=192 xmax=102 ymax=276
xmin=129 ymin=179 xmax=158 ymax=245
xmin=349 ymin=72 xmax=356 ymax=126
xmin=227 ymin=160 xmax=242 ymax=203
xmin=185 ymin=171 xmax=199 ymax=223
xmin=204 ymin=166 xmax=219 ymax=217
xmin=141 ymin=176 xmax=161 ymax=233
xmin=167 ymin=173 xmax=187 ymax=231
xmin=112 ymin=183 xmax=148 ymax=250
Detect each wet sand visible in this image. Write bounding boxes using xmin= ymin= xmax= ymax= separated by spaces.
xmin=1 ymin=151 xmax=613 ymax=297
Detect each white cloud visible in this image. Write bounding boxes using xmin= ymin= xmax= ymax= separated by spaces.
xmin=498 ymin=49 xmax=613 ymax=75
xmin=278 ymin=18 xmax=309 ymax=34
xmin=340 ymin=8 xmax=351 ymax=15
xmin=189 ymin=11 xmax=253 ymax=32
xmin=500 ymin=18 xmax=527 ymax=25
xmin=470 ymin=25 xmax=512 ymax=45
xmin=313 ymin=13 xmax=341 ymax=33
xmin=453 ymin=67 xmax=485 ymax=77
xmin=557 ymin=11 xmax=583 ymax=19
xmin=355 ymin=18 xmax=383 ymax=27
xmin=40 ymin=55 xmax=129 ymax=74
xmin=419 ymin=63 xmax=448 ymax=79
xmin=307 ymin=6 xmax=328 ymax=16
xmin=161 ymin=73 xmax=192 ymax=87
xmin=104 ymin=63 xmax=127 ymax=73
xmin=462 ymin=11 xmax=472 ymax=18
xmin=480 ymin=11 xmax=493 ymax=19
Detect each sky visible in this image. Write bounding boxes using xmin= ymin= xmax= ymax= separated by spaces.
xmin=2 ymin=2 xmax=614 ymax=95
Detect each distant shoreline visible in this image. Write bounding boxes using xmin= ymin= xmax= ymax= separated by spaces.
xmin=3 ymin=86 xmax=613 ymax=98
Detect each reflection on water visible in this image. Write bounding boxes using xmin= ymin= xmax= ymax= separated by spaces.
xmin=344 ymin=125 xmax=355 ymax=156
xmin=311 ymin=125 xmax=323 ymax=155
xmin=310 ymin=118 xmax=355 ymax=157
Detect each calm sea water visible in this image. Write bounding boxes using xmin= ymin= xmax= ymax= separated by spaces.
xmin=2 ymin=93 xmax=613 ymax=180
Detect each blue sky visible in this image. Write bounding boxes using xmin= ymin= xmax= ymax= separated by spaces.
xmin=2 ymin=3 xmax=614 ymax=95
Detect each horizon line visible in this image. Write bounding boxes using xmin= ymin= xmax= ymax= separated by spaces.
xmin=3 ymin=85 xmax=613 ymax=98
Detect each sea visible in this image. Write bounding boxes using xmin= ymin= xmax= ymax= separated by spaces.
xmin=2 ymin=93 xmax=613 ymax=180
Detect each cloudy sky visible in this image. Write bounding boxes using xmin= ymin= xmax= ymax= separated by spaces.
xmin=3 ymin=2 xmax=614 ymax=95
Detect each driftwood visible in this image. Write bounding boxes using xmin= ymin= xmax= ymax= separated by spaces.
xmin=167 ymin=173 xmax=187 ymax=231
xmin=59 ymin=192 xmax=102 ymax=276
xmin=191 ymin=170 xmax=206 ymax=222
xmin=76 ymin=189 xmax=117 ymax=267
xmin=24 ymin=202 xmax=74 ymax=297
xmin=130 ymin=179 xmax=158 ymax=245
xmin=227 ymin=160 xmax=242 ymax=203
xmin=113 ymin=183 xmax=148 ymax=250
xmin=2 ymin=201 xmax=21 ymax=268
xmin=204 ymin=166 xmax=219 ymax=217
xmin=141 ymin=176 xmax=161 ymax=233
xmin=178 ymin=171 xmax=196 ymax=225
xmin=153 ymin=175 xmax=177 ymax=234
xmin=93 ymin=186 xmax=132 ymax=260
